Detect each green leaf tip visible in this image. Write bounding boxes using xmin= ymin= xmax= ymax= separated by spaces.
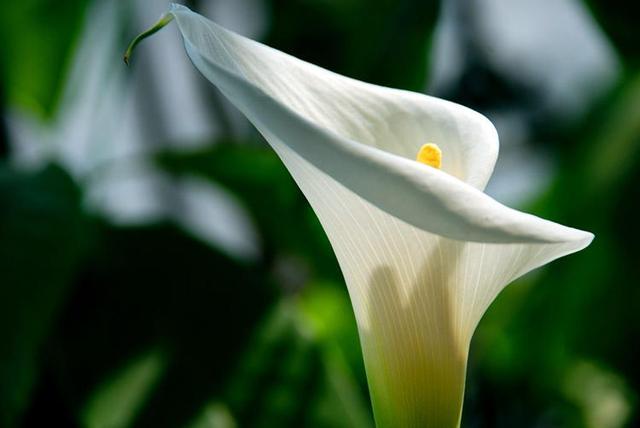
xmin=123 ymin=12 xmax=175 ymax=66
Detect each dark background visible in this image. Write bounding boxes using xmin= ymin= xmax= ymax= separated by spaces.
xmin=1 ymin=0 xmax=639 ymax=427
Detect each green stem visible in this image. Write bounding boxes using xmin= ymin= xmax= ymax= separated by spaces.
xmin=123 ymin=13 xmax=175 ymax=65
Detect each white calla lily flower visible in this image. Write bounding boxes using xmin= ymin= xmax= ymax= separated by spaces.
xmin=126 ymin=5 xmax=593 ymax=427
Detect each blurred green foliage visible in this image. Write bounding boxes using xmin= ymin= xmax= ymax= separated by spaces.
xmin=157 ymin=143 xmax=338 ymax=275
xmin=266 ymin=0 xmax=439 ymax=90
xmin=1 ymin=0 xmax=639 ymax=427
xmin=0 ymin=0 xmax=89 ymax=117
xmin=0 ymin=164 xmax=90 ymax=426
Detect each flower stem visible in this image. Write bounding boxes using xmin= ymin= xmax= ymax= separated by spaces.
xmin=123 ymin=13 xmax=174 ymax=65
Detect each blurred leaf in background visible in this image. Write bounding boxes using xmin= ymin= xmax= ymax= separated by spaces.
xmin=0 ymin=0 xmax=89 ymax=118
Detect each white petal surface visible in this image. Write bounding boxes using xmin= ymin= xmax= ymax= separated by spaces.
xmin=154 ymin=6 xmax=595 ymax=427
xmin=270 ymin=138 xmax=587 ymax=426
xmin=166 ymin=5 xmax=592 ymax=246
xmin=168 ymin=4 xmax=497 ymax=189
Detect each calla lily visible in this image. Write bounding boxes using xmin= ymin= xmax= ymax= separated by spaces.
xmin=126 ymin=5 xmax=594 ymax=427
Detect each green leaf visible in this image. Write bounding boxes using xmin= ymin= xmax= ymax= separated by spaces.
xmin=82 ymin=348 xmax=169 ymax=428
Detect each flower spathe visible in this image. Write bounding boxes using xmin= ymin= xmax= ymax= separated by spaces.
xmin=127 ymin=5 xmax=594 ymax=427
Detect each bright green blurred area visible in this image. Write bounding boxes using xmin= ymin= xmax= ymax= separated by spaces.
xmin=0 ymin=0 xmax=639 ymax=427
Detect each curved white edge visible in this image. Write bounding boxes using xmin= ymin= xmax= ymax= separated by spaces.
xmin=168 ymin=5 xmax=594 ymax=247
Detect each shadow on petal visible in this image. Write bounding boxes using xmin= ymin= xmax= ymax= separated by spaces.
xmin=362 ymin=239 xmax=468 ymax=428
